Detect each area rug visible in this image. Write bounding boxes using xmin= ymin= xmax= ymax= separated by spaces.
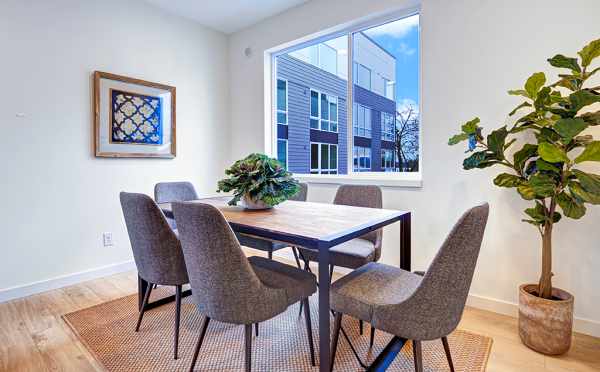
xmin=63 ymin=287 xmax=492 ymax=371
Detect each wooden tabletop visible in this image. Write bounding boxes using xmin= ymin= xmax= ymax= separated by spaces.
xmin=159 ymin=196 xmax=408 ymax=250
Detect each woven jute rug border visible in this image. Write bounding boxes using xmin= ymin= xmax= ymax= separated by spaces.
xmin=63 ymin=288 xmax=492 ymax=371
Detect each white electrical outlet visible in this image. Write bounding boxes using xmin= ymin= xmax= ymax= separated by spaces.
xmin=103 ymin=232 xmax=114 ymax=247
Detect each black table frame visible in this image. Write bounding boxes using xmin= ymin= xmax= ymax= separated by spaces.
xmin=146 ymin=202 xmax=411 ymax=372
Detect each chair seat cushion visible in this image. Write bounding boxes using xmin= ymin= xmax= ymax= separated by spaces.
xmin=236 ymin=233 xmax=289 ymax=252
xmin=298 ymin=238 xmax=376 ymax=269
xmin=330 ymin=262 xmax=422 ymax=323
xmin=248 ymin=256 xmax=317 ymax=306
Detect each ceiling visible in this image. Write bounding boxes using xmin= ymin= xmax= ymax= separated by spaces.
xmin=143 ymin=0 xmax=309 ymax=34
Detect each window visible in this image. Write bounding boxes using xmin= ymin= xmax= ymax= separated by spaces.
xmin=311 ymin=143 xmax=338 ymax=174
xmin=354 ymin=62 xmax=371 ymax=90
xmin=310 ymin=89 xmax=338 ymax=132
xmin=381 ymin=112 xmax=395 ymax=141
xmin=271 ymin=13 xmax=420 ymax=179
xmin=353 ymin=103 xmax=371 ymax=138
xmin=277 ymin=139 xmax=288 ymax=168
xmin=353 ymin=146 xmax=371 ymax=172
xmin=381 ymin=148 xmax=394 ymax=171
xmin=277 ymin=79 xmax=287 ymax=125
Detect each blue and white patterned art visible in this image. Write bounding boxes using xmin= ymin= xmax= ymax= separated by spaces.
xmin=110 ymin=89 xmax=163 ymax=145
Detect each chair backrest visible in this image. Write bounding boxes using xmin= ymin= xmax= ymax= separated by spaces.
xmin=154 ymin=182 xmax=198 ymax=203
xmin=334 ymin=185 xmax=383 ymax=257
xmin=119 ymin=192 xmax=188 ymax=286
xmin=289 ymin=182 xmax=308 ymax=202
xmin=172 ymin=202 xmax=287 ymax=324
xmin=388 ymin=203 xmax=489 ymax=340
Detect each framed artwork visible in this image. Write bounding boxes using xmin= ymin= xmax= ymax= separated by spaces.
xmin=93 ymin=71 xmax=176 ymax=158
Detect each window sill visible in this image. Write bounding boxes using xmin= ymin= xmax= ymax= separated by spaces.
xmin=293 ymin=173 xmax=422 ymax=188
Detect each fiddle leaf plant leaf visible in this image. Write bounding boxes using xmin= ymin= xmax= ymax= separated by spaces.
xmin=525 ymin=72 xmax=546 ymax=100
xmin=448 ymin=133 xmax=469 ymax=145
xmin=517 ymin=183 xmax=536 ymax=200
xmin=575 ymin=141 xmax=600 ymax=163
xmin=487 ymin=126 xmax=508 ymax=156
xmin=547 ymin=54 xmax=581 ymax=72
xmin=570 ymin=181 xmax=600 ymax=205
xmin=513 ymin=144 xmax=538 ymax=172
xmin=580 ymin=111 xmax=600 ymax=126
xmin=571 ymin=169 xmax=600 ymax=195
xmin=554 ymin=118 xmax=588 ymax=143
xmin=557 ymin=192 xmax=587 ymax=219
xmin=494 ymin=173 xmax=524 ymax=188
xmin=461 ymin=117 xmax=480 ymax=135
xmin=509 ymin=102 xmax=532 ymax=116
xmin=538 ymin=142 xmax=569 ymax=163
xmin=569 ymin=90 xmax=600 ymax=113
xmin=529 ymin=173 xmax=557 ymax=197
xmin=578 ymin=38 xmax=600 ymax=67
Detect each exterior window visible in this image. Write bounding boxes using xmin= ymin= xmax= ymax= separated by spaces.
xmin=353 ymin=103 xmax=371 ymax=138
xmin=277 ymin=139 xmax=288 ymax=168
xmin=384 ymin=78 xmax=395 ymax=100
xmin=310 ymin=89 xmax=338 ymax=132
xmin=319 ymin=44 xmax=337 ymax=75
xmin=277 ymin=79 xmax=287 ymax=125
xmin=381 ymin=112 xmax=395 ymax=141
xmin=357 ymin=63 xmax=371 ymax=90
xmin=381 ymin=148 xmax=394 ymax=171
xmin=353 ymin=146 xmax=371 ymax=172
xmin=310 ymin=143 xmax=338 ymax=174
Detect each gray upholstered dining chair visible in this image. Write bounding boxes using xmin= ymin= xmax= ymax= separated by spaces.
xmin=236 ymin=182 xmax=308 ymax=264
xmin=297 ymin=184 xmax=382 ymax=333
xmin=172 ymin=201 xmax=317 ymax=372
xmin=154 ymin=182 xmax=199 ymax=229
xmin=329 ymin=203 xmax=489 ymax=372
xmin=119 ymin=192 xmax=190 ymax=360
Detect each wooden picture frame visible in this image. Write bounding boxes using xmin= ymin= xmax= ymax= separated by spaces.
xmin=93 ymin=71 xmax=176 ymax=158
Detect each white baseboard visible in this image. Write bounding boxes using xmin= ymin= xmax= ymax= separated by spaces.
xmin=0 ymin=260 xmax=136 ymax=303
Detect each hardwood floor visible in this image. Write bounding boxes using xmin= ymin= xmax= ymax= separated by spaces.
xmin=1 ymin=254 xmax=599 ymax=371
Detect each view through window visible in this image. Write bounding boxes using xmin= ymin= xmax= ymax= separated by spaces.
xmin=274 ymin=14 xmax=419 ymax=175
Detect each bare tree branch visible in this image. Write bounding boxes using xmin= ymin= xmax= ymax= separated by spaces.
xmin=395 ymin=104 xmax=420 ymax=171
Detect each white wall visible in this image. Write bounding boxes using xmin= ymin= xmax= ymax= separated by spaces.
xmin=228 ymin=0 xmax=600 ymax=336
xmin=0 ymin=0 xmax=229 ymax=295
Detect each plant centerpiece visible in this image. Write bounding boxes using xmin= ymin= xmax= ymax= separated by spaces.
xmin=217 ymin=153 xmax=301 ymax=210
xmin=449 ymin=38 xmax=600 ymax=355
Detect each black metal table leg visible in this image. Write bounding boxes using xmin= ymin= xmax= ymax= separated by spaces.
xmin=400 ymin=213 xmax=411 ymax=271
xmin=318 ymin=246 xmax=330 ymax=372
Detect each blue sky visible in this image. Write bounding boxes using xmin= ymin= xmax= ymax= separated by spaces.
xmin=364 ymin=15 xmax=420 ymax=114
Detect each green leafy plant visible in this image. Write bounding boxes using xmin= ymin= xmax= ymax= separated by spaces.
xmin=217 ymin=153 xmax=300 ymax=207
xmin=449 ymin=39 xmax=600 ymax=300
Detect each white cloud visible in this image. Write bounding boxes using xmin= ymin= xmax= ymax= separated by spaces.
xmin=364 ymin=15 xmax=419 ymax=38
xmin=398 ymin=42 xmax=416 ymax=56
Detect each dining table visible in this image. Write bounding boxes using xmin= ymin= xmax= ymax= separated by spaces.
xmin=151 ymin=196 xmax=411 ymax=372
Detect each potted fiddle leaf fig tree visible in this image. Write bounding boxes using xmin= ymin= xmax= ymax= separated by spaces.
xmin=217 ymin=153 xmax=300 ymax=209
xmin=449 ymin=38 xmax=600 ymax=355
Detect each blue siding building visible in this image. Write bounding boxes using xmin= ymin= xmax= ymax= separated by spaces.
xmin=276 ymin=34 xmax=396 ymax=174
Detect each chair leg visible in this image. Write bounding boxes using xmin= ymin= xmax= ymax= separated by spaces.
xmin=441 ymin=336 xmax=455 ymax=372
xmin=369 ymin=325 xmax=376 ymax=348
xmin=291 ymin=246 xmax=302 ymax=269
xmin=188 ymin=316 xmax=211 ymax=372
xmin=330 ymin=312 xmax=343 ymax=372
xmin=268 ymin=250 xmax=273 ymax=260
xmin=302 ymin=298 xmax=316 ymax=366
xmin=413 ymin=340 xmax=423 ymax=372
xmin=359 ymin=320 xmax=364 ymax=335
xmin=174 ymin=285 xmax=182 ymax=359
xmin=135 ymin=282 xmax=153 ymax=332
xmin=254 ymin=323 xmax=259 ymax=337
xmin=244 ymin=324 xmax=253 ymax=372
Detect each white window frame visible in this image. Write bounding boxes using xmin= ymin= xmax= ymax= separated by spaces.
xmin=277 ymin=138 xmax=288 ymax=168
xmin=266 ymin=6 xmax=422 ymax=188
xmin=353 ymin=103 xmax=372 ymax=138
xmin=310 ymin=89 xmax=338 ymax=133
xmin=276 ymin=78 xmax=288 ymax=125
xmin=310 ymin=142 xmax=338 ymax=174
